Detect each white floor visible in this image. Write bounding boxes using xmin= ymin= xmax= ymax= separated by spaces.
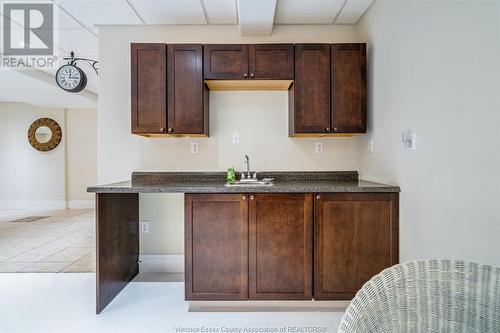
xmin=0 ymin=273 xmax=345 ymax=333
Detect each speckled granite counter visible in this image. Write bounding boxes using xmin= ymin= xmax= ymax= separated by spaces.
xmin=87 ymin=171 xmax=400 ymax=193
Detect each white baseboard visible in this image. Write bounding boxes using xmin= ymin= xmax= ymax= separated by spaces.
xmin=0 ymin=201 xmax=66 ymax=210
xmin=139 ymin=254 xmax=184 ymax=274
xmin=66 ymin=200 xmax=94 ymax=209
xmin=0 ymin=200 xmax=95 ymax=210
xmin=188 ymin=300 xmax=349 ymax=312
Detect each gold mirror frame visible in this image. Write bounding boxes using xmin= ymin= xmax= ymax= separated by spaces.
xmin=28 ymin=118 xmax=62 ymax=152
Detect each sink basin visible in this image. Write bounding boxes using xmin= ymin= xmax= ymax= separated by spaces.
xmin=225 ymin=178 xmax=274 ymax=187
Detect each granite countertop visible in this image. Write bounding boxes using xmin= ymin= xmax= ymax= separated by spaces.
xmin=87 ymin=171 xmax=400 ymax=193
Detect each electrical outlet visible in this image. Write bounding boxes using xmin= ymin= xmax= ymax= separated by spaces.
xmin=315 ymin=142 xmax=323 ymax=154
xmin=191 ymin=142 xmax=199 ymax=154
xmin=140 ymin=221 xmax=149 ymax=233
xmin=368 ymin=139 xmax=374 ymax=153
xmin=232 ymin=132 xmax=240 ymax=144
xmin=402 ymin=131 xmax=416 ymax=151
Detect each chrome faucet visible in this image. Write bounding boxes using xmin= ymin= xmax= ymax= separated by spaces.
xmin=244 ymin=155 xmax=251 ymax=179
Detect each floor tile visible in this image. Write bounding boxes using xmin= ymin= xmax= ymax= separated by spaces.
xmin=42 ymin=247 xmax=93 ymax=262
xmin=62 ymin=253 xmax=95 ymax=272
xmin=0 ymin=261 xmax=34 ymax=272
xmin=0 ymin=209 xmax=95 ymax=272
xmin=20 ymin=261 xmax=73 ymax=272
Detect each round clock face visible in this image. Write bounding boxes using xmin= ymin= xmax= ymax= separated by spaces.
xmin=55 ymin=64 xmax=87 ymax=92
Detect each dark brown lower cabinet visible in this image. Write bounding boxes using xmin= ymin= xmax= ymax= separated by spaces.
xmin=185 ymin=194 xmax=248 ymax=300
xmin=314 ymin=193 xmax=399 ymax=300
xmin=249 ymin=194 xmax=313 ymax=300
xmin=185 ymin=192 xmax=398 ymax=302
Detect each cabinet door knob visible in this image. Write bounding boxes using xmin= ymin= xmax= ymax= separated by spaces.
xmin=250 ymin=195 xmax=255 ymax=200
xmin=250 ymin=72 xmax=255 ymax=78
xmin=333 ymin=127 xmax=338 ymax=132
xmin=242 ymin=195 xmax=247 ymax=200
xmin=325 ymin=127 xmax=330 ymax=132
xmin=316 ymin=195 xmax=321 ymax=200
xmin=243 ymin=73 xmax=248 ymax=78
xmin=167 ymin=128 xmax=173 ymax=133
xmin=160 ymin=128 xmax=165 ymax=132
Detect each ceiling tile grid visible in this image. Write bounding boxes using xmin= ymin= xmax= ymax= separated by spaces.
xmin=275 ymin=0 xmax=345 ymax=24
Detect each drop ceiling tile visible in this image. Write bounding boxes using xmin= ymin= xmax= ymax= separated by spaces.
xmin=202 ymin=0 xmax=237 ymax=24
xmin=129 ymin=0 xmax=207 ymax=25
xmin=275 ymin=0 xmax=344 ymax=24
xmin=54 ymin=0 xmax=143 ymax=28
xmin=335 ymin=0 xmax=374 ymax=24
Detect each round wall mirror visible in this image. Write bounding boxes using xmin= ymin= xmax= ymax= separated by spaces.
xmin=35 ymin=126 xmax=53 ymax=143
xmin=28 ymin=118 xmax=62 ymax=152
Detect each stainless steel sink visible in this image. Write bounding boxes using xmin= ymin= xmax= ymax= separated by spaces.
xmin=225 ymin=178 xmax=274 ymax=187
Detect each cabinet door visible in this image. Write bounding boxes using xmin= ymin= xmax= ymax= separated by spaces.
xmin=292 ymin=44 xmax=331 ymax=134
xmin=331 ymin=44 xmax=366 ymax=133
xmin=249 ymin=194 xmax=313 ymax=300
xmin=249 ymin=44 xmax=294 ymax=80
xmin=185 ymin=194 xmax=248 ymax=300
xmin=204 ymin=44 xmax=249 ymax=80
xmin=167 ymin=44 xmax=208 ymax=135
xmin=314 ymin=193 xmax=398 ymax=300
xmin=131 ymin=43 xmax=166 ymax=134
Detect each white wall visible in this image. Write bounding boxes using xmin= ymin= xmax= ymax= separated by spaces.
xmin=66 ymin=108 xmax=98 ymax=208
xmin=0 ymin=103 xmax=66 ymax=209
xmin=98 ymin=25 xmax=363 ymax=255
xmin=0 ymin=103 xmax=97 ymax=209
xmin=357 ymin=0 xmax=500 ymax=266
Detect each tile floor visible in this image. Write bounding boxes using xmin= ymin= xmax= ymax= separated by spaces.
xmin=0 ymin=273 xmax=345 ymax=333
xmin=0 ymin=209 xmax=95 ymax=273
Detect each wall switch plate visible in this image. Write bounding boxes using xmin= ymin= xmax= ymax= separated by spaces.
xmin=402 ymin=131 xmax=416 ymax=150
xmin=368 ymin=139 xmax=374 ymax=153
xmin=232 ymin=132 xmax=240 ymax=144
xmin=140 ymin=221 xmax=149 ymax=233
xmin=191 ymin=142 xmax=199 ymax=154
xmin=315 ymin=142 xmax=323 ymax=154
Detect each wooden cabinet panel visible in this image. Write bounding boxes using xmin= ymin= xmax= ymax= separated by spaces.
xmin=167 ymin=44 xmax=207 ymax=135
xmin=331 ymin=44 xmax=366 ymax=133
xmin=249 ymin=194 xmax=313 ymax=300
xmin=96 ymin=193 xmax=139 ymax=314
xmin=292 ymin=44 xmax=331 ymax=134
xmin=249 ymin=44 xmax=294 ymax=80
xmin=204 ymin=44 xmax=249 ymax=80
xmin=131 ymin=43 xmax=166 ymax=134
xmin=185 ymin=194 xmax=248 ymax=300
xmin=314 ymin=193 xmax=398 ymax=300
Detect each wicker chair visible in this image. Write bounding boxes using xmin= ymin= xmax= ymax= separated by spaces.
xmin=338 ymin=260 xmax=500 ymax=333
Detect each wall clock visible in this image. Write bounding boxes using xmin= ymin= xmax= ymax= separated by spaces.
xmin=55 ymin=64 xmax=87 ymax=93
xmin=55 ymin=51 xmax=98 ymax=93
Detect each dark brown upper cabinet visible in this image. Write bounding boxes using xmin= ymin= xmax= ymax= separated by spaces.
xmin=204 ymin=44 xmax=249 ymax=80
xmin=204 ymin=44 xmax=294 ymax=80
xmin=249 ymin=44 xmax=294 ymax=80
xmin=185 ymin=194 xmax=249 ymax=300
xmin=167 ymin=44 xmax=208 ymax=135
xmin=331 ymin=44 xmax=367 ymax=133
xmin=314 ymin=193 xmax=398 ymax=300
xmin=131 ymin=43 xmax=166 ymax=134
xmin=291 ymin=44 xmax=331 ymax=134
xmin=249 ymin=194 xmax=312 ymax=300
